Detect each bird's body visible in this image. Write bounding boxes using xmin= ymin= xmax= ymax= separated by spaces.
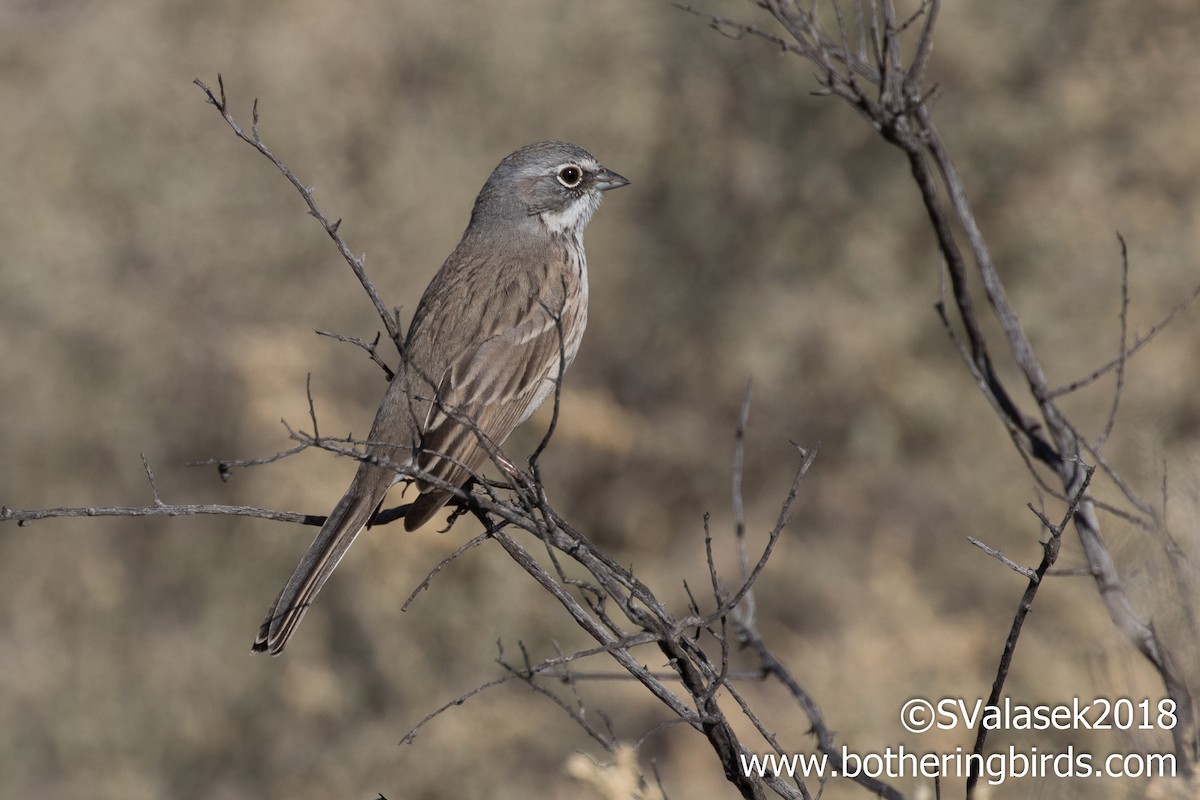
xmin=253 ymin=141 xmax=627 ymax=655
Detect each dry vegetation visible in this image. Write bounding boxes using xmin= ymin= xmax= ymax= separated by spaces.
xmin=1 ymin=1 xmax=1199 ymax=798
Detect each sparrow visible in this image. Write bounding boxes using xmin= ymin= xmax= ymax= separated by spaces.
xmin=253 ymin=140 xmax=628 ymax=654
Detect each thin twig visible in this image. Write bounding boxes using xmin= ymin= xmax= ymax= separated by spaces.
xmin=1094 ymin=233 xmax=1131 ymax=450
xmin=967 ymin=465 xmax=1093 ymax=795
xmin=529 ymin=281 xmax=570 ymax=468
xmin=1048 ymin=276 xmax=1200 ymax=398
xmin=498 ymin=644 xmax=615 ymax=752
xmin=193 ymin=75 xmax=404 ymax=354
xmin=314 ymin=328 xmax=394 ymax=380
xmin=733 ymin=381 xmax=753 ymax=593
xmin=401 ymin=531 xmax=492 ymax=611
xmin=140 ymin=453 xmax=163 ymax=505
xmin=967 ymin=536 xmax=1037 ymax=580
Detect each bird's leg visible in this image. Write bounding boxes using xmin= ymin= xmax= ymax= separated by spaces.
xmin=440 ymin=477 xmax=482 ymax=532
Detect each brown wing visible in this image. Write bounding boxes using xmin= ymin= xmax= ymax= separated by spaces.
xmin=403 ymin=295 xmax=575 ymax=530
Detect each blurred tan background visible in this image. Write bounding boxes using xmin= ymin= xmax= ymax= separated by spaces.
xmin=2 ymin=1 xmax=1198 ymax=798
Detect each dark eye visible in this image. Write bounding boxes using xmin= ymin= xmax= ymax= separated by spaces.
xmin=556 ymin=165 xmax=583 ymax=188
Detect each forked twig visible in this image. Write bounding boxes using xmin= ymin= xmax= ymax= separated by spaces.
xmin=967 ymin=465 xmax=1093 ymax=792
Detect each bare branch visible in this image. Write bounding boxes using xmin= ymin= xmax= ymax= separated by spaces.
xmin=0 ymin=499 xmax=322 ymax=527
xmin=529 ymin=280 xmax=570 ymax=468
xmin=1048 ymin=275 xmax=1200 ymax=398
xmin=193 ymin=75 xmax=404 ymax=355
xmin=401 ymin=531 xmax=492 ymax=612
xmin=714 ymin=444 xmax=817 ymax=626
xmin=687 ymin=0 xmax=1198 ymax=779
xmin=966 ymin=536 xmax=1037 ymax=580
xmin=1094 ymin=233 xmax=1131 ymax=449
xmin=498 ymin=641 xmax=616 ymax=753
xmin=314 ymin=328 xmax=395 ymax=380
xmin=140 ymin=453 xmax=163 ymax=505
xmin=732 ymin=381 xmax=753 ymax=592
xmin=966 ymin=465 xmax=1092 ymax=795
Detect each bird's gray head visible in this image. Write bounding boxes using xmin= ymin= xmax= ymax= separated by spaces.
xmin=469 ymin=141 xmax=629 ymax=238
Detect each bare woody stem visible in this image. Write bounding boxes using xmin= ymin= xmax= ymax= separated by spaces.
xmin=193 ymin=75 xmax=405 ymax=356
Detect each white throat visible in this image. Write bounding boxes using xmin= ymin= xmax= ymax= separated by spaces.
xmin=539 ymin=192 xmax=602 ymax=237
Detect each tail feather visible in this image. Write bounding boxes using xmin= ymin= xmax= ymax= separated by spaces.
xmin=403 ymin=489 xmax=453 ymax=532
xmin=252 ymin=468 xmax=392 ymax=655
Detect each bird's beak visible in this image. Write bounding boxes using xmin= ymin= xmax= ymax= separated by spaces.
xmin=594 ymin=167 xmax=630 ymax=191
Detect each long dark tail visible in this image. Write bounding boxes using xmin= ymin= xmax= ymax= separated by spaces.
xmin=252 ymin=466 xmax=393 ymax=655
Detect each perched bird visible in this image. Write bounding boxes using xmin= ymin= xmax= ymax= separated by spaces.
xmin=253 ymin=141 xmax=628 ymax=654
